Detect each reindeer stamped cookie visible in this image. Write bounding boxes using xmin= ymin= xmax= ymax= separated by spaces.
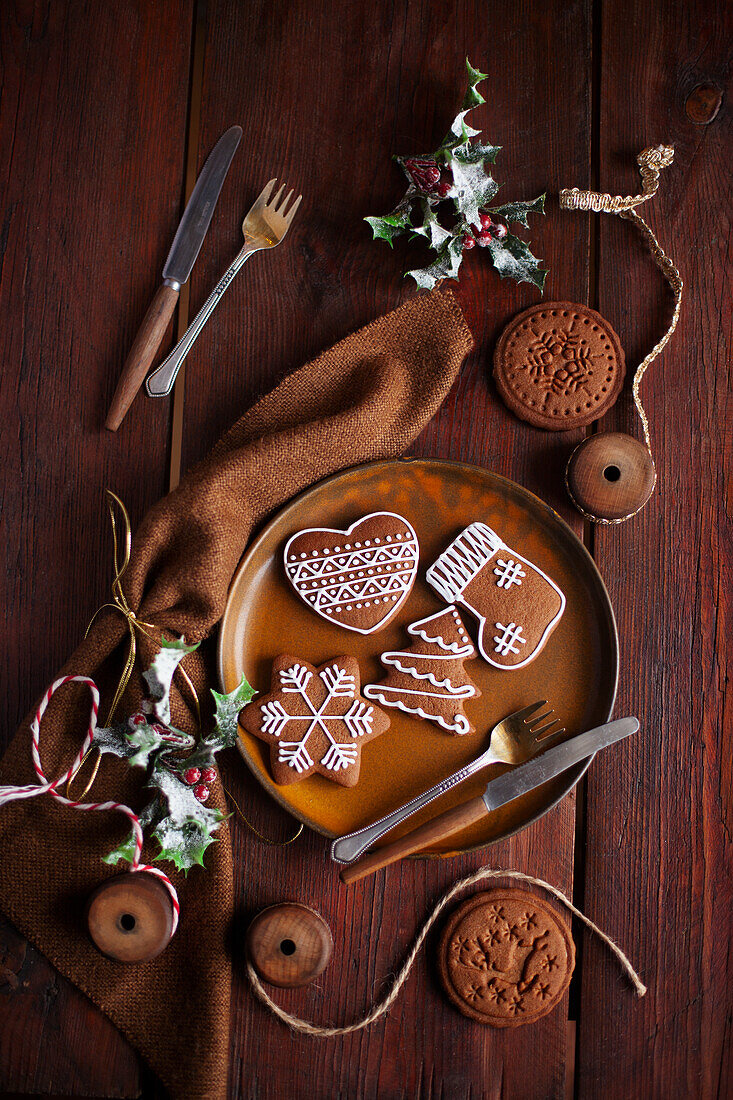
xmin=438 ymin=888 xmax=576 ymax=1027
xmin=426 ymin=523 xmax=565 ymax=670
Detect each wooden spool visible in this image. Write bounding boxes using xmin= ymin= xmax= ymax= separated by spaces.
xmin=245 ymin=903 xmax=333 ymax=988
xmin=87 ymin=873 xmax=174 ymax=963
xmin=566 ymin=432 xmax=656 ymax=522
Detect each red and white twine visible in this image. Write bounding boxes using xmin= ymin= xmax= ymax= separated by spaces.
xmin=0 ymin=674 xmax=179 ymax=934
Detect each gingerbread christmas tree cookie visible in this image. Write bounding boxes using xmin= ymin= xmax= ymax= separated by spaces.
xmin=364 ymin=606 xmax=480 ymax=735
xmin=239 ymin=656 xmax=390 ymax=787
xmin=426 ymin=523 xmax=565 ymax=670
xmin=283 ymin=512 xmax=419 ymax=634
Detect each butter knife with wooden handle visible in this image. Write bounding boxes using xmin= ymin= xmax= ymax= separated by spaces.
xmin=340 ymin=717 xmax=639 ymax=884
xmin=104 ymin=125 xmax=241 ymax=431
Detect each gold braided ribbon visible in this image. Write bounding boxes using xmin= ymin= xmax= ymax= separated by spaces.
xmin=559 ymin=145 xmax=683 ymax=523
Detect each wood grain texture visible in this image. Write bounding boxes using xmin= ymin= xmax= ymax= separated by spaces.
xmin=0 ymin=0 xmax=193 ymax=1094
xmin=576 ymin=1 xmax=732 ymax=1097
xmin=186 ymin=2 xmax=591 ymax=1098
xmin=2 ymin=0 xmax=728 ymax=1098
xmin=105 ymin=282 xmax=180 ymax=430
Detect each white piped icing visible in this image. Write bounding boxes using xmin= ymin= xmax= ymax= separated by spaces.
xmin=426 ymin=523 xmax=504 ymax=603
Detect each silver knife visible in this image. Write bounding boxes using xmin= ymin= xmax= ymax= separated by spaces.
xmin=340 ymin=717 xmax=639 ymax=883
xmin=105 ymin=125 xmax=242 ymax=431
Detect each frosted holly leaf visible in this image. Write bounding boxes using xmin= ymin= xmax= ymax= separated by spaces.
xmin=489 ymin=194 xmax=546 ymax=228
xmin=94 ymin=720 xmax=140 ymax=761
xmin=488 ymin=233 xmax=547 ymax=291
xmin=102 ymin=830 xmax=138 ymax=866
xmin=125 ymin=723 xmax=170 ymax=768
xmin=278 ymin=739 xmax=314 ymax=774
xmin=209 ymin=675 xmax=255 ymax=752
xmin=143 ymin=636 xmax=199 ymax=726
xmin=446 ymin=151 xmax=499 ymax=226
xmin=342 ymin=700 xmax=374 ymax=738
xmin=147 ymin=759 xmax=226 ymax=872
xmin=154 ymin=816 xmax=221 ymax=874
xmin=410 ymin=201 xmax=453 ymax=251
xmin=365 ymin=190 xmax=417 ymax=247
xmin=439 ymin=59 xmax=488 ymax=148
xmin=407 ymin=235 xmax=464 ymax=291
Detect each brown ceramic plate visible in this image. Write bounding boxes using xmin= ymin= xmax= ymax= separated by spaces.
xmin=218 ymin=459 xmax=618 ymax=855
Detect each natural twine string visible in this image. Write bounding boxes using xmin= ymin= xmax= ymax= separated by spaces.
xmin=559 ymin=144 xmax=684 ymax=524
xmin=246 ymin=865 xmax=646 ymax=1036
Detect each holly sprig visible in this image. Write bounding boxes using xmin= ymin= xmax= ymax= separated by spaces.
xmin=98 ymin=637 xmax=254 ymax=874
xmin=366 ymin=60 xmax=547 ymax=292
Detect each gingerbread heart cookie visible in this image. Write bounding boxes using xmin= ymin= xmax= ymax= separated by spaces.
xmin=239 ymin=655 xmax=390 ymax=787
xmin=283 ymin=512 xmax=419 ymax=634
xmin=426 ymin=522 xmax=565 ymax=670
xmin=438 ymin=888 xmax=575 ymax=1027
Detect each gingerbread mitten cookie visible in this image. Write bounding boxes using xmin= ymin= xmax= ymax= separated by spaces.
xmin=364 ymin=606 xmax=480 ymax=735
xmin=426 ymin=523 xmax=565 ymax=670
xmin=239 ymin=656 xmax=390 ymax=787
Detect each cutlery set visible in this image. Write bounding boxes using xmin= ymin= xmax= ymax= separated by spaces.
xmin=105 ymin=125 xmax=302 ymax=431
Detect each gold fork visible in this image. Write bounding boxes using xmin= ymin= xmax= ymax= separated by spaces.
xmin=146 ymin=179 xmax=302 ymax=397
xmin=330 ymin=700 xmax=564 ymax=864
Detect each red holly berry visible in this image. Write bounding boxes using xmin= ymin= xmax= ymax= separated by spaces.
xmin=183 ymin=767 xmax=201 ymax=786
xmin=436 ymin=180 xmax=452 ymax=198
xmin=479 ymin=212 xmax=493 ymax=230
xmin=193 ymin=783 xmax=210 ymax=803
xmin=404 ymin=158 xmax=441 ymax=193
xmin=462 ymin=234 xmax=476 ymax=250
xmin=130 ymin=713 xmax=147 ymax=726
xmin=475 ymin=229 xmax=493 ymax=247
xmin=201 ymin=766 xmax=217 ymax=784
xmin=491 ymin=221 xmax=508 ymax=239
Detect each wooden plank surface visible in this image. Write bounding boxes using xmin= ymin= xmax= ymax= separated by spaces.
xmin=186 ymin=2 xmax=590 ymax=1098
xmin=1 ymin=0 xmax=729 ymax=1097
xmin=577 ymin=2 xmax=732 ymax=1097
xmin=0 ymin=1 xmax=193 ymax=1095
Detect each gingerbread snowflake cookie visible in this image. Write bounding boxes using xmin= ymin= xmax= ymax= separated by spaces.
xmin=283 ymin=512 xmax=419 ymax=634
xmin=364 ymin=606 xmax=480 ymax=735
xmin=426 ymin=523 xmax=565 ymax=670
xmin=493 ymin=302 xmax=626 ymax=429
xmin=239 ymin=656 xmax=390 ymax=787
xmin=438 ymin=888 xmax=575 ymax=1027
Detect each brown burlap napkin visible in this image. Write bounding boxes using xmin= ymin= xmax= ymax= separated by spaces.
xmin=0 ymin=289 xmax=473 ymax=1099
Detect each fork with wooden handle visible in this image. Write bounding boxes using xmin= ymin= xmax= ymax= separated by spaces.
xmin=330 ymin=701 xmax=562 ymax=865
xmin=145 ymin=178 xmax=301 ymax=398
xmin=340 ymin=716 xmax=639 ymax=884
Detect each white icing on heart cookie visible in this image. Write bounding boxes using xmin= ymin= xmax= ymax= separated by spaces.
xmin=283 ymin=512 xmax=419 ymax=634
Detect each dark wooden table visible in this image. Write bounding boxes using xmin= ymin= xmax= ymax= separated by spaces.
xmin=1 ymin=2 xmax=730 ymax=1097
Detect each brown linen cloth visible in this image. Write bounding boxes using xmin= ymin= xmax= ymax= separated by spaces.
xmin=0 ymin=289 xmax=473 ymax=1099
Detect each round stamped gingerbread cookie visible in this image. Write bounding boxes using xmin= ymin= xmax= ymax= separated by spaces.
xmin=438 ymin=888 xmax=575 ymax=1027
xmin=493 ymin=302 xmax=626 ymax=430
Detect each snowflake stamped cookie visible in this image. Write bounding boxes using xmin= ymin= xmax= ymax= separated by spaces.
xmin=364 ymin=606 xmax=480 ymax=735
xmin=426 ymin=523 xmax=565 ymax=670
xmin=239 ymin=656 xmax=390 ymax=787
xmin=283 ymin=512 xmax=419 ymax=634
